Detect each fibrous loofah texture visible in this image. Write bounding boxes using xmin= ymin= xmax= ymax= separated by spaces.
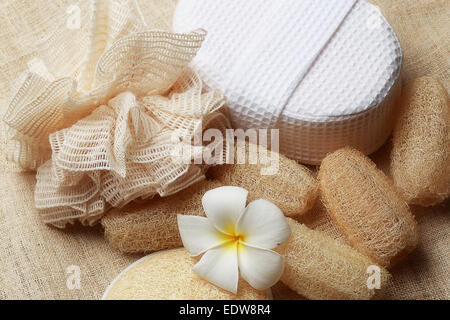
xmin=2 ymin=0 xmax=231 ymax=228
xmin=278 ymin=218 xmax=391 ymax=300
xmin=208 ymin=142 xmax=318 ymax=217
xmin=102 ymin=142 xmax=318 ymax=254
xmin=102 ymin=179 xmax=223 ymax=253
xmin=390 ymin=77 xmax=450 ymax=207
xmin=104 ymin=248 xmax=267 ymax=300
xmin=318 ymin=147 xmax=419 ymax=268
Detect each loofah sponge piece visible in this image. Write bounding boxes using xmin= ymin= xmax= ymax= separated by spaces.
xmin=279 ymin=218 xmax=391 ymax=300
xmin=103 ymin=248 xmax=268 ymax=299
xmin=102 ymin=142 xmax=318 ymax=253
xmin=318 ymin=147 xmax=419 ymax=268
xmin=390 ymin=77 xmax=450 ymax=207
xmin=208 ymin=142 xmax=318 ymax=217
xmin=101 ymin=179 xmax=223 ymax=254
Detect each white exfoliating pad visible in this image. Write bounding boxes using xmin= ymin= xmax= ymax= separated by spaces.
xmin=173 ymin=0 xmax=402 ymax=164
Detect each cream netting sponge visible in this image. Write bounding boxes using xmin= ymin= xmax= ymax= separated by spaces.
xmin=2 ymin=0 xmax=230 ymax=227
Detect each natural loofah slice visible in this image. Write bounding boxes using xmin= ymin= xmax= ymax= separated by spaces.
xmin=318 ymin=147 xmax=419 ymax=268
xmin=278 ymin=218 xmax=391 ymax=300
xmin=102 ymin=142 xmax=318 ymax=254
xmin=390 ymin=77 xmax=450 ymax=207
xmin=208 ymin=142 xmax=318 ymax=217
xmin=103 ymin=248 xmax=268 ymax=300
xmin=101 ymin=179 xmax=223 ymax=253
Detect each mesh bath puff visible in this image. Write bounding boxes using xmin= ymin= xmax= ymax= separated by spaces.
xmin=278 ymin=218 xmax=391 ymax=300
xmin=390 ymin=77 xmax=450 ymax=207
xmin=318 ymin=148 xmax=419 ymax=268
xmin=2 ymin=0 xmax=231 ymax=227
xmin=103 ymin=248 xmax=267 ymax=300
xmin=208 ymin=142 xmax=318 ymax=217
xmin=101 ymin=179 xmax=222 ymax=254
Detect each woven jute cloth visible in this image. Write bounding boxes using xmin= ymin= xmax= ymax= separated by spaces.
xmin=0 ymin=0 xmax=448 ymax=299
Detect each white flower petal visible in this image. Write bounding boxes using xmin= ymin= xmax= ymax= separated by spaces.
xmin=193 ymin=242 xmax=239 ymax=294
xmin=177 ymin=215 xmax=225 ymax=256
xmin=202 ymin=186 xmax=248 ymax=235
xmin=236 ymin=199 xmax=290 ymax=249
xmin=238 ymin=243 xmax=284 ymax=291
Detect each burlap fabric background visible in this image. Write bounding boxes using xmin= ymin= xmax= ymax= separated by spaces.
xmin=0 ymin=0 xmax=448 ymax=299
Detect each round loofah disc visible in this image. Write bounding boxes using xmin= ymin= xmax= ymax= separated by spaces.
xmin=318 ymin=147 xmax=419 ymax=268
xmin=103 ymin=248 xmax=268 ymax=300
xmin=390 ymin=77 xmax=450 ymax=207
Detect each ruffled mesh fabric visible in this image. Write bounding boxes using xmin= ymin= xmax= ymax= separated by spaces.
xmin=2 ymin=0 xmax=230 ymax=227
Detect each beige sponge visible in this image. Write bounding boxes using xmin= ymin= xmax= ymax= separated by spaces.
xmin=103 ymin=248 xmax=268 ymax=300
xmin=102 ymin=179 xmax=223 ymax=254
xmin=391 ymin=77 xmax=450 ymax=206
xmin=319 ymin=148 xmax=419 ymax=268
xmin=102 ymin=142 xmax=318 ymax=253
xmin=279 ymin=218 xmax=391 ymax=300
xmin=208 ymin=142 xmax=318 ymax=217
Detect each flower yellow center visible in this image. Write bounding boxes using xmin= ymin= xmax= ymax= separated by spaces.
xmin=232 ymin=234 xmax=244 ymax=242
xmin=221 ymin=230 xmax=246 ymax=251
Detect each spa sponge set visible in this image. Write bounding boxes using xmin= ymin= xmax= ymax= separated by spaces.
xmin=103 ymin=76 xmax=449 ymax=300
xmin=2 ymin=0 xmax=447 ymax=301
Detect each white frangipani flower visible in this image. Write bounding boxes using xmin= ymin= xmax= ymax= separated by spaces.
xmin=177 ymin=186 xmax=291 ymax=294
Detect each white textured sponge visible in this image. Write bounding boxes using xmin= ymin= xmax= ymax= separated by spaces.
xmin=174 ymin=0 xmax=402 ymax=164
